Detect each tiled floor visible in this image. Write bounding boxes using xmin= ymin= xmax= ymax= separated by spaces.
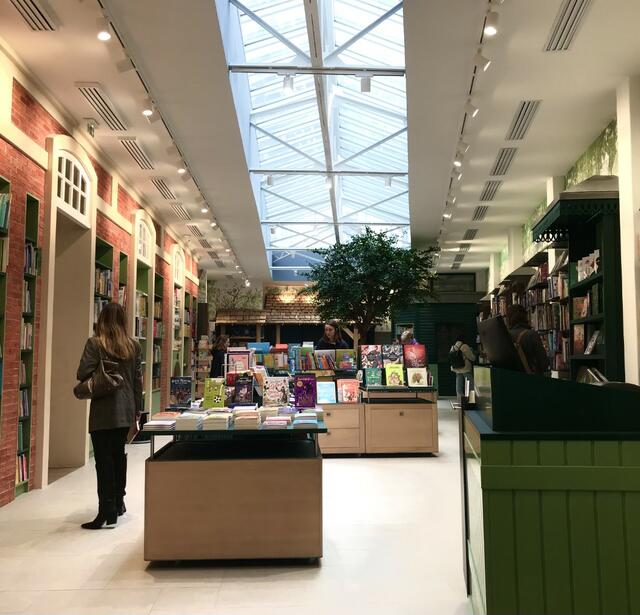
xmin=0 ymin=402 xmax=472 ymax=615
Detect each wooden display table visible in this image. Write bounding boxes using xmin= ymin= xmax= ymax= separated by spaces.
xmin=318 ymin=403 xmax=365 ymax=454
xmin=362 ymin=387 xmax=439 ymax=454
xmin=144 ymin=424 xmax=326 ymax=562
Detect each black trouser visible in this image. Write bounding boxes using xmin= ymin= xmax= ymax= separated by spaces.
xmin=90 ymin=427 xmax=128 ymax=511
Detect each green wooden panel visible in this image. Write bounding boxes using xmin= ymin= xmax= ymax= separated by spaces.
xmin=483 ymin=440 xmax=512 ymax=466
xmin=538 ymin=441 xmax=573 ymax=615
xmin=484 ymin=492 xmax=519 ymax=615
xmin=565 ymin=441 xmax=601 ymax=615
xmin=592 ymin=442 xmax=629 ymax=615
xmin=622 ymin=443 xmax=640 ymax=614
xmin=511 ymin=442 xmax=545 ymax=614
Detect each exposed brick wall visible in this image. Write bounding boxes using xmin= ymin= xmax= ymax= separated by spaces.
xmin=117 ymin=185 xmax=139 ymax=223
xmin=163 ymin=230 xmax=176 ymax=255
xmin=11 ymin=79 xmax=68 ymax=148
xmin=89 ymin=155 xmax=112 ymax=205
xmin=0 ymin=137 xmax=45 ymax=507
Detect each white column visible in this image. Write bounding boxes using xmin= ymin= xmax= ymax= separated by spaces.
xmin=488 ymin=253 xmax=501 ymax=293
xmin=508 ymin=227 xmax=524 ymax=273
xmin=616 ymin=77 xmax=640 ymax=384
xmin=546 ymin=176 xmax=565 ymax=206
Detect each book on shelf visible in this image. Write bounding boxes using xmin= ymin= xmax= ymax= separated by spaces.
xmin=384 ymin=364 xmax=404 ymax=386
xmin=293 ymin=374 xmax=317 ymax=408
xmin=336 ymin=379 xmax=360 ymax=403
xmin=314 ymin=349 xmax=336 ymax=369
xmin=551 ymin=250 xmax=569 ymax=275
xmin=263 ymin=376 xmax=289 ymax=407
xmin=584 ymin=330 xmax=600 ymax=355
xmin=20 ymin=319 xmax=33 ymax=350
xmin=20 ymin=389 xmax=29 ymax=417
xmin=19 ymin=361 xmax=26 ymax=386
xmin=359 ymin=345 xmax=383 ymax=368
xmin=572 ymin=296 xmax=590 ymax=319
xmin=24 ymin=243 xmax=38 ymax=276
xmin=547 ymin=272 xmax=568 ymax=300
xmin=152 ymin=344 xmax=161 ymax=363
xmin=0 ymin=192 xmax=11 ymax=229
xmin=93 ymin=297 xmax=109 ymax=323
xmin=403 ymin=343 xmax=427 ymax=368
xmin=336 ymin=348 xmax=356 ymax=370
xmin=134 ymin=317 xmax=148 ymax=338
xmin=22 ymin=281 xmax=32 ymax=313
xmin=407 ymin=367 xmax=429 ymax=387
xmin=94 ymin=268 xmax=112 ymax=297
xmin=17 ymin=422 xmax=24 ymax=450
xmin=527 ymin=262 xmax=549 ymax=289
xmin=576 ymin=249 xmax=601 ymax=281
xmin=576 ymin=366 xmax=607 ymax=385
xmin=153 ymin=320 xmax=164 ymax=338
xmin=573 ymin=324 xmax=585 ymax=355
xmin=118 ymin=285 xmax=127 ymax=307
xmin=364 ymin=367 xmax=382 ymax=386
xmin=153 ymin=300 xmax=163 ymax=319
xmin=317 ymin=381 xmax=337 ymax=404
xmin=136 ymin=292 xmax=148 ymax=318
xmin=382 ymin=344 xmax=403 ymax=365
xmin=16 ymin=453 xmax=28 ymax=484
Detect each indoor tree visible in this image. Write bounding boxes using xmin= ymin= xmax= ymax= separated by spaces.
xmin=300 ymin=227 xmax=438 ymax=340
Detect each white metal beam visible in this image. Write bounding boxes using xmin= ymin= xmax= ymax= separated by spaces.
xmin=262 ymin=188 xmax=333 ymax=220
xmin=229 ymin=64 xmax=405 ymax=76
xmin=252 ymin=169 xmax=407 ymax=176
xmin=334 ymin=127 xmax=407 ymax=169
xmin=251 ymin=123 xmax=324 ymax=168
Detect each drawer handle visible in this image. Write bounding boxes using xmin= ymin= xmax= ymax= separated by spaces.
xmin=326 ymin=412 xmax=332 ymax=417
xmin=399 ymin=411 xmax=405 ymax=416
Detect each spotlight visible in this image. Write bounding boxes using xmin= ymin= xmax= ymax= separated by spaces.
xmin=443 ymin=213 xmax=452 ymax=220
xmin=142 ymin=98 xmax=154 ymax=117
xmin=225 ymin=248 xmax=231 ymax=253
xmin=235 ymin=265 xmax=240 ymax=269
xmin=245 ymin=280 xmax=251 ymax=287
xmin=453 ymin=153 xmax=464 ymax=168
xmin=474 ymin=50 xmax=492 ymax=72
xmin=325 ymin=175 xmax=333 ymax=189
xmin=283 ymin=74 xmax=294 ymax=94
xmin=201 ymin=206 xmax=209 ymax=213
xmin=266 ymin=175 xmax=274 ymax=187
xmin=484 ymin=11 xmax=499 ymax=37
xmin=465 ymin=100 xmax=479 ymax=118
xmin=177 ymin=167 xmax=186 ymax=175
xmin=458 ymin=140 xmax=470 ymax=154
xmin=97 ymin=17 xmax=111 ymax=41
xmin=385 ymin=176 xmax=392 ymax=188
xmin=210 ymin=220 xmax=217 ymax=228
xmin=455 ymin=170 xmax=463 ymax=181
xmin=360 ymin=75 xmax=371 ymax=93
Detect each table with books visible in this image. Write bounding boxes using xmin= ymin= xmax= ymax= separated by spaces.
xmin=142 ymin=406 xmax=327 ymax=562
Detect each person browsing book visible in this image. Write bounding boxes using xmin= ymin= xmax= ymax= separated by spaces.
xmin=76 ymin=303 xmax=143 ymax=530
xmin=316 ymin=320 xmax=348 ymax=350
xmin=505 ymin=304 xmax=550 ymax=374
xmin=210 ymin=334 xmax=229 ymax=378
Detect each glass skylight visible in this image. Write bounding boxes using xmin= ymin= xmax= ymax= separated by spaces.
xmin=223 ymin=0 xmax=409 ymax=278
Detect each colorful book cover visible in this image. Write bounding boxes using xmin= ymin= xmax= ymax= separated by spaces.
xmin=337 ymin=379 xmax=360 ymax=403
xmin=364 ymin=367 xmax=383 ymax=386
xmin=385 ymin=364 xmax=405 ymax=386
xmin=336 ymin=348 xmax=356 ymax=370
xmin=382 ymin=344 xmax=403 ymax=365
xmin=573 ymin=324 xmax=585 ymax=355
xmin=359 ymin=344 xmax=383 ymax=369
xmin=572 ymin=296 xmax=590 ymax=319
xmin=317 ymin=381 xmax=337 ymax=405
xmin=406 ymin=367 xmax=428 ymax=387
xmin=314 ymin=349 xmax=336 ymax=370
xmin=203 ymin=377 xmax=225 ymax=408
xmin=293 ymin=374 xmax=317 ymax=408
xmin=228 ymin=351 xmax=251 ymax=372
xmin=234 ymin=376 xmax=254 ymax=405
xmin=403 ymin=343 xmax=427 ymax=368
xmin=263 ymin=376 xmax=290 ymax=407
xmin=169 ymin=376 xmax=192 ymax=407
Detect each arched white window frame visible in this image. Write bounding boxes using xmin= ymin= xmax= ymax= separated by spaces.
xmin=54 ymin=150 xmax=91 ymax=227
xmin=137 ymin=218 xmax=152 ymax=263
xmin=173 ymin=247 xmax=185 ymax=287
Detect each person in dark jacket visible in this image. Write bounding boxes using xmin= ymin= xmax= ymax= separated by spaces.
xmin=210 ymin=334 xmax=229 ymax=378
xmin=505 ymin=304 xmax=550 ymax=374
xmin=76 ymin=303 xmax=142 ymax=529
xmin=316 ymin=320 xmax=349 ymax=350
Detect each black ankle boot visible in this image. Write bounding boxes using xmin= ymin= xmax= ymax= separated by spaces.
xmin=116 ymin=499 xmax=126 ymax=516
xmin=81 ymin=505 xmax=117 ymax=530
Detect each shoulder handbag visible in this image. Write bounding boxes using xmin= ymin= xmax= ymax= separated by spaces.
xmin=514 ymin=330 xmax=534 ymax=375
xmin=73 ymin=342 xmax=124 ymax=400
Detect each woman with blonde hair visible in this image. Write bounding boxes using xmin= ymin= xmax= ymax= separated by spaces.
xmin=76 ymin=302 xmax=142 ymax=529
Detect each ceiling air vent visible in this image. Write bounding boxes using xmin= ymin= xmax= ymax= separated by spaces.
xmin=185 ymin=224 xmax=203 ymax=238
xmin=198 ymin=238 xmax=212 ymax=249
xmin=480 ymin=180 xmax=502 ymax=201
xmin=505 ymin=100 xmax=541 ymax=141
xmin=472 ymin=205 xmax=489 ymax=222
xmin=151 ymin=178 xmax=176 ymax=200
xmin=120 ymin=139 xmax=153 ymax=170
xmin=75 ymin=83 xmax=127 ymax=131
xmin=170 ymin=202 xmax=191 ymax=221
xmin=207 ymin=250 xmax=219 ymax=260
xmin=490 ymin=148 xmax=518 ymax=176
xmin=216 ymin=261 xmax=226 ymax=269
xmin=545 ymin=0 xmax=591 ymax=52
xmin=10 ymin=0 xmax=57 ymax=31
xmin=462 ymin=229 xmax=478 ymax=241
xmin=458 ymin=244 xmax=471 ymax=253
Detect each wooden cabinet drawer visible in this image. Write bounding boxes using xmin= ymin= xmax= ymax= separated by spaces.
xmin=365 ymin=404 xmax=438 ymax=453
xmin=323 ymin=404 xmax=362 ymax=429
xmin=319 ymin=427 xmax=362 ymax=452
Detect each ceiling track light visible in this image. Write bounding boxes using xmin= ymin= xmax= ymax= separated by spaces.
xmin=283 ymin=74 xmax=294 ymax=94
xmin=385 ymin=176 xmax=392 ymax=188
xmin=484 ymin=10 xmax=499 ymax=37
xmin=474 ymin=49 xmax=492 ymax=72
xmin=443 ymin=213 xmax=453 ymax=220
xmin=142 ymin=97 xmax=154 ymax=117
xmin=325 ymin=175 xmax=333 ymax=189
xmin=465 ymin=100 xmax=479 ymax=118
xmin=210 ymin=220 xmax=217 ymax=228
xmin=266 ymin=174 xmax=274 ymax=187
xmin=201 ymin=206 xmax=209 ymax=213
xmin=177 ymin=167 xmax=186 ymax=175
xmin=453 ymin=152 xmax=464 ymax=168
xmin=97 ymin=17 xmax=111 ymax=41
xmin=455 ymin=170 xmax=463 ymax=181
xmin=245 ymin=280 xmax=251 ymax=287
xmin=458 ymin=140 xmax=470 ymax=154
xmin=360 ymin=75 xmax=372 ymax=93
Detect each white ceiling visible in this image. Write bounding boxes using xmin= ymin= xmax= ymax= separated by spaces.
xmin=2 ymin=0 xmax=640 ymax=278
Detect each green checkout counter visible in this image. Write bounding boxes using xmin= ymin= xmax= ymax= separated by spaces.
xmin=461 ymin=366 xmax=640 ymax=615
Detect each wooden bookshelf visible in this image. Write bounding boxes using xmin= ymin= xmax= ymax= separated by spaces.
xmin=17 ymin=194 xmax=38 ymax=496
xmin=118 ymin=252 xmax=128 ymax=309
xmin=151 ymin=272 xmax=163 ymax=414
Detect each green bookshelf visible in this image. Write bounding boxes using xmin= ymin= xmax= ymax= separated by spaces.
xmin=17 ymin=194 xmax=39 ymax=496
xmin=135 ymin=261 xmax=150 ymax=414
xmin=183 ymin=291 xmax=192 ymax=375
xmin=152 ymin=273 xmax=163 ymax=414
xmin=172 ymin=282 xmax=182 ymax=376
xmin=532 ymin=191 xmax=624 ymax=382
xmin=118 ymin=252 xmax=128 ymax=309
xmin=94 ymin=237 xmax=113 ymax=328
xmin=0 ymin=178 xmax=9 ymax=494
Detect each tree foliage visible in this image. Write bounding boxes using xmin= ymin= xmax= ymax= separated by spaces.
xmin=300 ymin=227 xmax=438 ymax=337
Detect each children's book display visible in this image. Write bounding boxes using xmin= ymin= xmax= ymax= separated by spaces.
xmin=317 ymin=381 xmax=337 ymax=404
xmin=169 ymin=376 xmax=192 ymax=407
xmin=336 ymin=348 xmax=357 ymax=369
xmin=263 ymin=376 xmax=290 ymax=406
xmin=382 ymin=344 xmax=403 ymax=365
xmin=337 ymin=378 xmax=360 ymax=403
xmin=234 ymin=375 xmax=254 ymax=405
xmin=364 ymin=367 xmax=382 ymax=386
xmin=407 ymin=367 xmax=429 ymax=387
xmin=360 ymin=345 xmax=383 ymax=368
xmin=293 ymin=374 xmax=317 ymax=408
xmin=203 ymin=377 xmax=226 ymax=409
xmin=384 ymin=364 xmax=404 ymax=386
xmin=358 ymin=343 xmax=433 ymax=388
xmin=403 ymin=343 xmax=427 ymax=368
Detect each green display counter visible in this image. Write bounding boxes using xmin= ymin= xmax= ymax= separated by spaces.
xmin=462 ymin=367 xmax=640 ymax=615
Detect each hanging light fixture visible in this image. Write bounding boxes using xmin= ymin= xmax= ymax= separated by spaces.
xmin=283 ymin=74 xmax=294 ymax=94
xmin=325 ymin=175 xmax=333 ymax=189
xmin=484 ymin=11 xmax=499 ymax=37
xmin=465 ymin=100 xmax=479 ymax=118
xmin=474 ymin=49 xmax=492 ymax=72
xmin=97 ymin=17 xmax=111 ymax=41
xmin=385 ymin=176 xmax=392 ymax=188
xmin=453 ymin=152 xmax=464 ymax=168
xmin=266 ymin=174 xmax=274 ymax=187
xmin=360 ymin=75 xmax=371 ymax=93
xmin=142 ymin=98 xmax=154 ymax=117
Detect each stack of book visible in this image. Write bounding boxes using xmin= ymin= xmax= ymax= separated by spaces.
xmin=143 ymin=419 xmax=176 ymax=431
xmin=175 ymin=412 xmax=204 ymax=430
xmin=293 ymin=412 xmax=318 ymax=429
xmin=0 ymin=192 xmax=11 ymax=230
xmin=262 ymin=415 xmax=291 ymax=429
xmin=24 ymin=243 xmax=37 ymax=276
xmin=21 ymin=319 xmax=33 ymax=350
xmin=277 ymin=406 xmax=298 ymax=423
xmin=95 ymin=268 xmax=112 ymax=297
xmin=153 ymin=300 xmax=162 ymax=319
xmin=22 ymin=281 xmax=32 ymax=314
xmin=233 ymin=407 xmax=260 ymax=429
xmin=203 ymin=410 xmax=232 ymax=430
xmin=16 ymin=453 xmax=28 ymax=484
xmin=19 ymin=390 xmax=29 ymax=417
